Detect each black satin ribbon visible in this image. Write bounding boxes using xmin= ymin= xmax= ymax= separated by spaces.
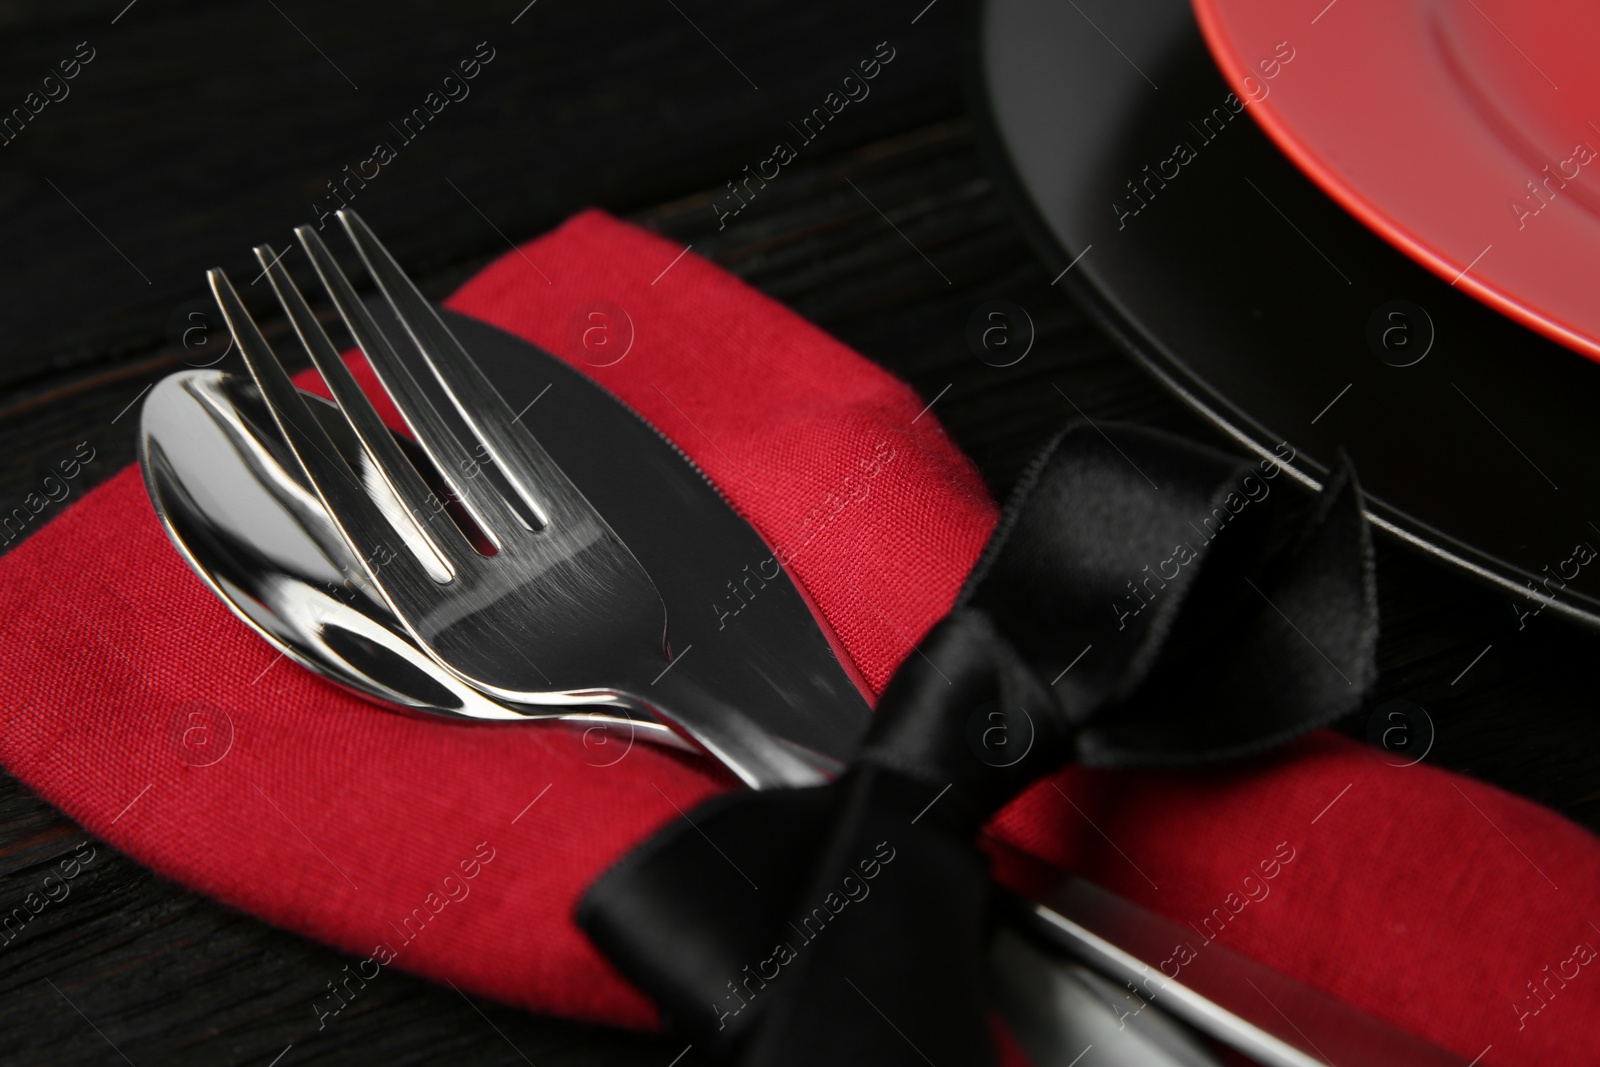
xmin=578 ymin=422 xmax=1378 ymax=1065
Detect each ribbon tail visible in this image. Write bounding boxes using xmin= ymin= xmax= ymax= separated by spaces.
xmin=738 ymin=766 xmax=996 ymax=1067
xmin=576 ymin=785 xmax=836 ymax=1056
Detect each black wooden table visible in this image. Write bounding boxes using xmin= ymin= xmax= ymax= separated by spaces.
xmin=3 ymin=2 xmax=1597 ymax=1063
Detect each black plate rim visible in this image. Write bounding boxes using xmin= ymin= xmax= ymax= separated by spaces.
xmin=961 ymin=0 xmax=1600 ymax=631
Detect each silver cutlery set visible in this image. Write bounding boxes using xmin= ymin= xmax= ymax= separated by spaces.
xmin=136 ymin=211 xmax=1464 ymax=1066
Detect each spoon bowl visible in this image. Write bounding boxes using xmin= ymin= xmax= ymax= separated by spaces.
xmin=138 ymin=368 xmax=685 ymax=745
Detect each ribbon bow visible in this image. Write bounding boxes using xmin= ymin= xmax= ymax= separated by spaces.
xmin=578 ymin=422 xmax=1378 ymax=1065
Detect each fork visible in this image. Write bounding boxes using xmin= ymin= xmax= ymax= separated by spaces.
xmin=207 ymin=210 xmax=829 ymax=789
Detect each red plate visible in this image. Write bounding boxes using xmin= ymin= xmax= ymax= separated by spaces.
xmin=1191 ymin=0 xmax=1600 ymax=362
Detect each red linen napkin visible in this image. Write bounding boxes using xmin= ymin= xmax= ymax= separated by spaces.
xmin=0 ymin=210 xmax=1595 ymax=1063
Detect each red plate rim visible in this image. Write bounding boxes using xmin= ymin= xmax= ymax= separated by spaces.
xmin=1190 ymin=0 xmax=1600 ymax=364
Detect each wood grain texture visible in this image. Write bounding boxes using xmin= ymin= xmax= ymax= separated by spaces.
xmin=2 ymin=1 xmax=1597 ymax=1064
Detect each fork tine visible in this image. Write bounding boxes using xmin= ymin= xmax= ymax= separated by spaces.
xmin=207 ymin=267 xmax=439 ymax=604
xmin=293 ymin=224 xmax=530 ymax=547
xmin=336 ymin=209 xmax=580 ymax=532
xmin=255 ymin=243 xmax=466 ymax=581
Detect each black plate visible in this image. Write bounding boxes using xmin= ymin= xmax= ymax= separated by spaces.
xmin=971 ymin=0 xmax=1600 ymax=628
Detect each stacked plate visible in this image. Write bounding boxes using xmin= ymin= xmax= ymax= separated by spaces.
xmin=974 ymin=0 xmax=1600 ymax=625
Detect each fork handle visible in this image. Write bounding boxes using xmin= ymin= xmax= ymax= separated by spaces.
xmin=624 ymin=667 xmax=834 ymax=790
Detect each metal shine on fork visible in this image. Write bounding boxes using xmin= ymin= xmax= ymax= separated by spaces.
xmin=208 ymin=210 xmax=824 ymax=788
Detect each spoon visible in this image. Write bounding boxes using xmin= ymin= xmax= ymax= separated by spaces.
xmin=139 ymin=367 xmax=685 ymax=747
